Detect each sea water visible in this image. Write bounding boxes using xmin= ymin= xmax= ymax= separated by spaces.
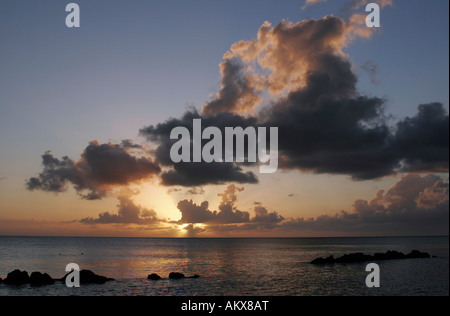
xmin=0 ymin=236 xmax=448 ymax=296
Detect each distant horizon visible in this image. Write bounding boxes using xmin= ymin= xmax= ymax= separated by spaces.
xmin=1 ymin=234 xmax=448 ymax=239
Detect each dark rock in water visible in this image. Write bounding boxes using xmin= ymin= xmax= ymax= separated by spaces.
xmin=311 ymin=250 xmax=431 ymax=264
xmin=4 ymin=269 xmax=30 ymax=285
xmin=147 ymin=273 xmax=162 ymax=280
xmin=407 ymin=250 xmax=431 ymax=259
xmin=79 ymin=270 xmax=114 ymax=284
xmin=311 ymin=255 xmax=335 ymax=264
xmin=169 ymin=272 xmax=185 ymax=279
xmin=335 ymin=253 xmax=374 ymax=263
xmin=188 ymin=274 xmax=200 ymax=279
xmin=30 ymin=272 xmax=54 ymax=286
xmin=61 ymin=269 xmax=114 ymax=284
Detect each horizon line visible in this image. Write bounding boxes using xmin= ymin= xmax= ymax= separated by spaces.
xmin=0 ymin=235 xmax=448 ymax=239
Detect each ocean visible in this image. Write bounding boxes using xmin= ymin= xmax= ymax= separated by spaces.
xmin=0 ymin=236 xmax=448 ymax=296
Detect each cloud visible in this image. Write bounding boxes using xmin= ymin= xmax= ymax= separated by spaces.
xmin=251 ymin=205 xmax=285 ymax=227
xmin=79 ymin=188 xmax=160 ymax=225
xmin=280 ymin=174 xmax=449 ymax=235
xmin=174 ymin=174 xmax=448 ymax=236
xmin=220 ymin=17 xmax=448 ymax=180
xmin=0 ymin=176 xmax=7 ymax=181
xmin=177 ymin=184 xmax=284 ymax=229
xmin=27 ymin=140 xmax=161 ymax=199
xmin=141 ymin=14 xmax=447 ymax=184
xmin=167 ymin=188 xmax=182 ymax=194
xmin=416 ymin=179 xmax=449 ymax=210
xmin=183 ymin=224 xmax=206 ymax=237
xmin=28 ymin=7 xmax=448 ymax=192
xmin=140 ymin=110 xmax=259 ymax=186
xmin=302 ymin=0 xmax=328 ymax=10
xmin=186 ymin=187 xmax=206 ymax=195
xmin=201 ymin=59 xmax=262 ymax=115
xmin=177 ymin=184 xmax=250 ymax=224
xmin=392 ymin=103 xmax=449 ymax=173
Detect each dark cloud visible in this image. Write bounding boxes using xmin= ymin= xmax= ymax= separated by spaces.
xmin=139 ymin=16 xmax=448 ymax=185
xmin=140 ymin=110 xmax=259 ymax=186
xmin=177 ymin=200 xmax=216 ymax=224
xmin=120 ymin=139 xmax=143 ymax=149
xmin=27 ymin=140 xmax=160 ymax=199
xmin=392 ymin=103 xmax=449 ymax=173
xmin=79 ymin=189 xmax=159 ymax=225
xmin=161 ymin=162 xmax=258 ymax=186
xmin=0 ymin=176 xmax=7 ymax=181
xmin=223 ymin=17 xmax=448 ymax=180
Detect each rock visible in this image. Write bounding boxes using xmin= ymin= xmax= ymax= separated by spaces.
xmin=79 ymin=270 xmax=114 ymax=284
xmin=311 ymin=250 xmax=432 ymax=264
xmin=385 ymin=250 xmax=407 ymax=260
xmin=407 ymin=250 xmax=430 ymax=259
xmin=335 ymin=253 xmax=373 ymax=263
xmin=188 ymin=275 xmax=200 ymax=279
xmin=3 ymin=269 xmax=30 ymax=285
xmin=147 ymin=273 xmax=162 ymax=280
xmin=311 ymin=255 xmax=335 ymax=264
xmin=30 ymin=272 xmax=54 ymax=286
xmin=169 ymin=272 xmax=185 ymax=279
xmin=0 ymin=277 xmax=2 ymax=283
xmin=61 ymin=269 xmax=114 ymax=284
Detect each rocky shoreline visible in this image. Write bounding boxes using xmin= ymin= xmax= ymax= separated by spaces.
xmin=310 ymin=250 xmax=432 ymax=264
xmin=0 ymin=269 xmax=200 ymax=286
xmin=0 ymin=269 xmax=114 ymax=286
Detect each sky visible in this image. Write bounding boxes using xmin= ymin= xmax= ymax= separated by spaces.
xmin=0 ymin=0 xmax=448 ymax=237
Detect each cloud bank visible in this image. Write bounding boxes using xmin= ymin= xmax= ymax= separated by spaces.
xmin=79 ymin=188 xmax=160 ymax=225
xmin=178 ymin=174 xmax=449 ymax=236
xmin=69 ymin=173 xmax=448 ymax=237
